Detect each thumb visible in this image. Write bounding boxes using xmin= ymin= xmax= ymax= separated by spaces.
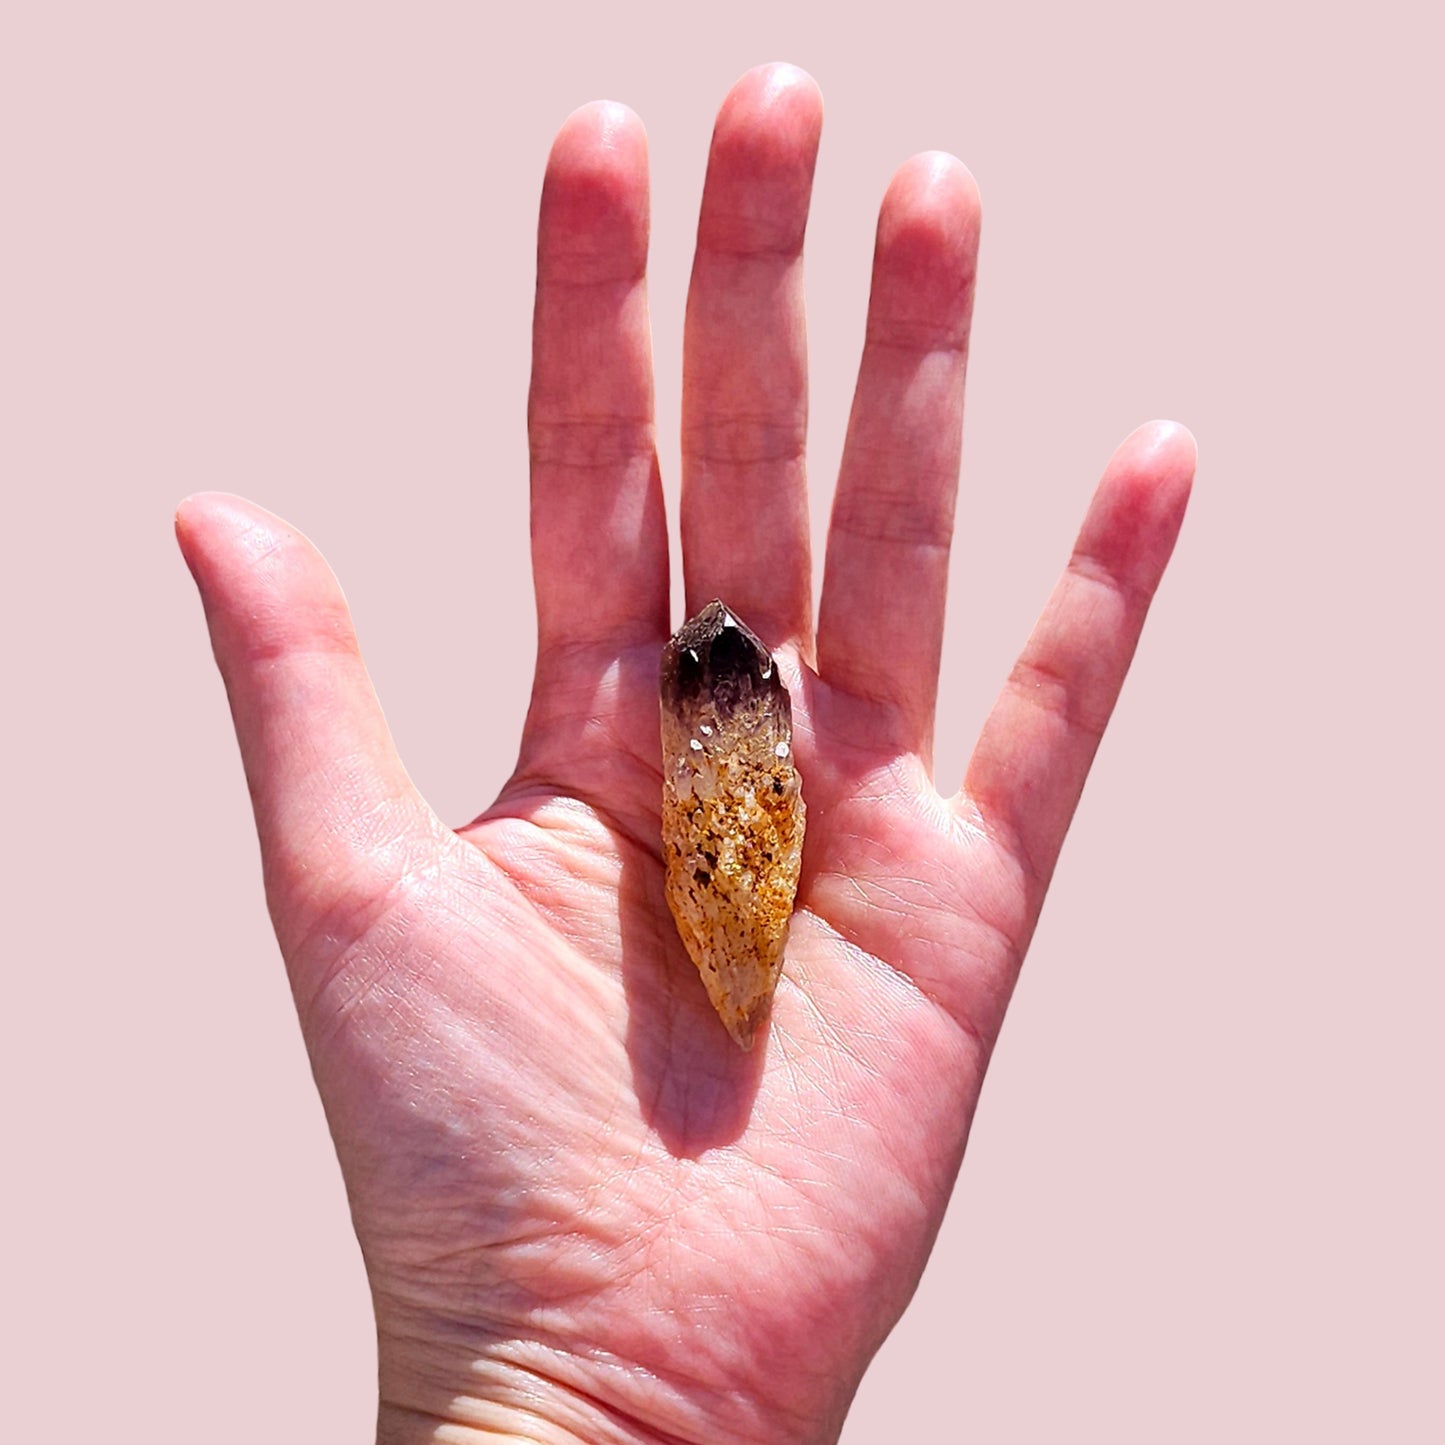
xmin=176 ymin=493 xmax=438 ymax=966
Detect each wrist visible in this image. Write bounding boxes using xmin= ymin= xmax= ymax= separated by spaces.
xmin=377 ymin=1370 xmax=666 ymax=1445
xmin=377 ymin=1333 xmax=736 ymax=1445
xmin=372 ymin=1285 xmax=848 ymax=1445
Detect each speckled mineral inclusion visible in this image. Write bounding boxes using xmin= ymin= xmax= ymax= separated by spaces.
xmin=659 ymin=600 xmax=805 ymax=1049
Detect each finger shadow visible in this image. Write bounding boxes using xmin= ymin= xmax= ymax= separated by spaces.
xmin=616 ymin=839 xmax=766 ymax=1158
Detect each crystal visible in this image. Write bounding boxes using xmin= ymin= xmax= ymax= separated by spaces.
xmin=659 ymin=600 xmax=805 ymax=1049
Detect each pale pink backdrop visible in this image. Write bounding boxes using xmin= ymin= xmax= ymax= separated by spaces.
xmin=4 ymin=3 xmax=1440 ymax=1440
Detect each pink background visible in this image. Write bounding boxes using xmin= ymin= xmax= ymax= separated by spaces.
xmin=5 ymin=3 xmax=1440 ymax=1439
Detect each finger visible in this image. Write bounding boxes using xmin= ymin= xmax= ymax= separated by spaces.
xmin=817 ymin=153 xmax=981 ymax=763
xmin=681 ymin=62 xmax=823 ymax=651
xmin=529 ymin=102 xmax=668 ymax=663
xmin=176 ymin=494 xmax=435 ymax=959
xmin=961 ymin=422 xmax=1197 ymax=896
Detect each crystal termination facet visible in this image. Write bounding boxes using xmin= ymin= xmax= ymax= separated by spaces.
xmin=659 ymin=600 xmax=805 ymax=1049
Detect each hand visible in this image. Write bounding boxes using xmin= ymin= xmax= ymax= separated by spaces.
xmin=177 ymin=63 xmax=1194 ymax=1445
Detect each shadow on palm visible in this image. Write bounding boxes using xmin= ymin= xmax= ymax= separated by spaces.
xmin=463 ymin=632 xmax=992 ymax=1162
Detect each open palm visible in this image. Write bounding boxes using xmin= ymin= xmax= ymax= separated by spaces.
xmin=179 ymin=65 xmax=1194 ymax=1445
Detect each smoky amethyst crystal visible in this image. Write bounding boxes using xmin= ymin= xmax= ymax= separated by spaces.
xmin=659 ymin=600 xmax=805 ymax=1049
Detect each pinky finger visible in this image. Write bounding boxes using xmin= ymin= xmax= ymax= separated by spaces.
xmin=959 ymin=421 xmax=1196 ymax=900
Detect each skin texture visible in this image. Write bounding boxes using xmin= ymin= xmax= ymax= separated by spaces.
xmin=177 ymin=64 xmax=1195 ymax=1445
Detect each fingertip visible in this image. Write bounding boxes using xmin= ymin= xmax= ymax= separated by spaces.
xmin=175 ymin=489 xmax=231 ymax=541
xmin=1108 ymin=420 xmax=1198 ymax=519
xmin=1082 ymin=421 xmax=1197 ymax=585
xmin=550 ymin=99 xmax=648 ymax=173
xmin=744 ymin=59 xmax=822 ymax=93
xmin=175 ymin=489 xmax=258 ymax=539
xmin=541 ymin=101 xmax=650 ymax=280
xmin=880 ymin=152 xmax=981 ymax=251
xmin=700 ymin=63 xmax=823 ymax=255
xmin=865 ymin=153 xmax=980 ymax=351
xmin=171 ymin=494 xmax=352 ymax=655
xmin=174 ymin=491 xmax=242 ymax=571
xmin=1122 ymin=419 xmax=1197 ymax=478
xmin=884 ymin=150 xmax=981 ymax=220
xmin=176 ymin=495 xmax=250 ymax=592
xmin=173 ymin=491 xmax=297 ymax=575
xmin=719 ymin=61 xmax=824 ymax=143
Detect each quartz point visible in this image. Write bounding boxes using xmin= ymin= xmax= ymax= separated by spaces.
xmin=659 ymin=599 xmax=805 ymax=1049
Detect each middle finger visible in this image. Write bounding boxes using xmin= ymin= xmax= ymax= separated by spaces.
xmin=680 ymin=63 xmax=823 ymax=655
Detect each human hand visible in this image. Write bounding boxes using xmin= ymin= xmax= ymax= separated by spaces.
xmin=177 ymin=62 xmax=1194 ymax=1445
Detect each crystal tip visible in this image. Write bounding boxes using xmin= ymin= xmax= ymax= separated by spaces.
xmin=660 ymin=599 xmax=783 ymax=716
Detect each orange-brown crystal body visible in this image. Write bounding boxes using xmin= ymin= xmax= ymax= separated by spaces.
xmin=659 ymin=601 xmax=804 ymax=1049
